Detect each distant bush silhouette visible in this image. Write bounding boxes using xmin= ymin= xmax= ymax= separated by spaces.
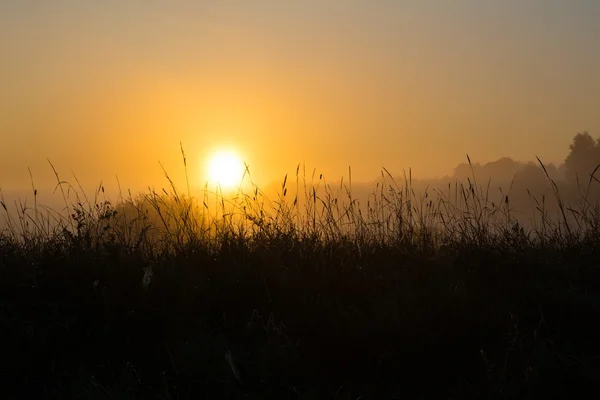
xmin=565 ymin=131 xmax=600 ymax=186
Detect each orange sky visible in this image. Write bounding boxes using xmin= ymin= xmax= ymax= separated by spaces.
xmin=1 ymin=1 xmax=599 ymax=196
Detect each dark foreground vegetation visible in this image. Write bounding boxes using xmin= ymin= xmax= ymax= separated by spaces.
xmin=2 ymin=157 xmax=600 ymax=399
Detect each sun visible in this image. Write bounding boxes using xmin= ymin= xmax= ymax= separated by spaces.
xmin=206 ymin=150 xmax=245 ymax=190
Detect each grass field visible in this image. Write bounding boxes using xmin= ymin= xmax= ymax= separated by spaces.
xmin=1 ymin=160 xmax=600 ymax=399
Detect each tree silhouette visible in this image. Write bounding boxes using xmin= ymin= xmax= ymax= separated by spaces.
xmin=564 ymin=131 xmax=600 ymax=185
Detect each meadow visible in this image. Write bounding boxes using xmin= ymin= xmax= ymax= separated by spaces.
xmin=1 ymin=159 xmax=600 ymax=399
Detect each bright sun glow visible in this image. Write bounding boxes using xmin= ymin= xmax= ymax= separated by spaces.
xmin=206 ymin=150 xmax=245 ymax=190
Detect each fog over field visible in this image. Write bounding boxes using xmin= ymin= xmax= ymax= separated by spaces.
xmin=3 ymin=131 xmax=600 ymax=233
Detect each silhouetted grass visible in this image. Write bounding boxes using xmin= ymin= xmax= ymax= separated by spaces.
xmin=1 ymin=157 xmax=600 ymax=399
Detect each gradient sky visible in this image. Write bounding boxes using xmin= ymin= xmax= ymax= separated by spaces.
xmin=1 ymin=0 xmax=599 ymax=193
